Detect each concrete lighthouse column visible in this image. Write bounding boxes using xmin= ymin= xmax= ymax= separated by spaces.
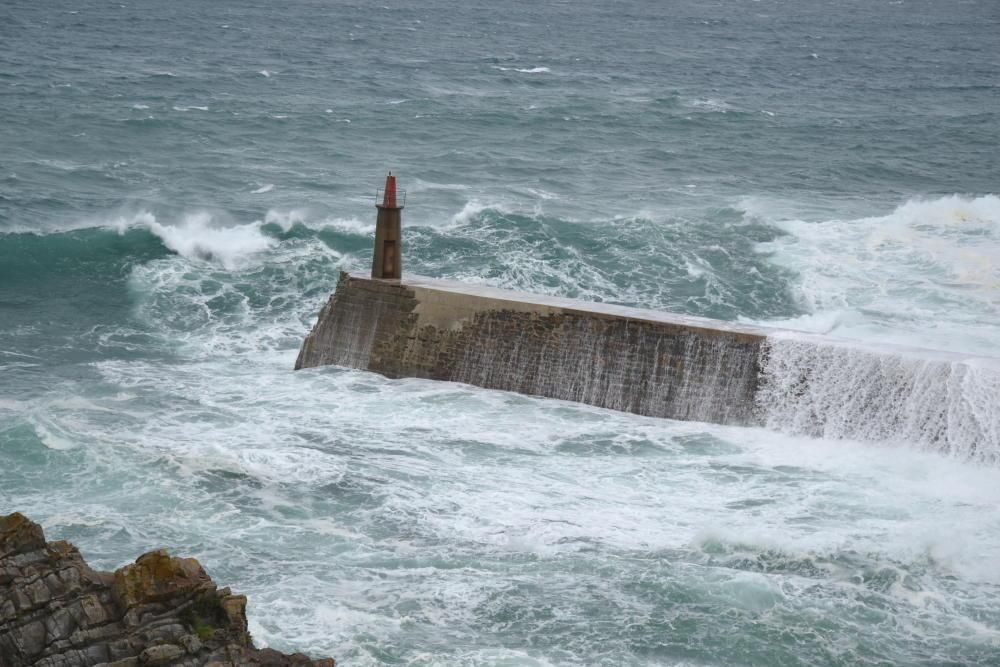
xmin=372 ymin=172 xmax=404 ymax=280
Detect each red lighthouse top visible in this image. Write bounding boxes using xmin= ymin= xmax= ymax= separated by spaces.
xmin=375 ymin=171 xmax=408 ymax=210
xmin=381 ymin=173 xmax=397 ymax=208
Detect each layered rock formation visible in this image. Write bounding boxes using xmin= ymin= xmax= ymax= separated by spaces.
xmin=0 ymin=513 xmax=334 ymax=667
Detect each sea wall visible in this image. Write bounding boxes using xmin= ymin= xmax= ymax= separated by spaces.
xmin=296 ymin=273 xmax=769 ymax=425
xmin=297 ymin=273 xmax=1000 ymax=461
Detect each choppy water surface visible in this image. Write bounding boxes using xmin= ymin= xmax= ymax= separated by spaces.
xmin=2 ymin=0 xmax=1000 ymax=664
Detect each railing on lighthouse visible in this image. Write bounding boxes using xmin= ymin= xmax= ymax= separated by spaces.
xmin=375 ymin=185 xmax=407 ymax=209
xmin=371 ymin=172 xmax=404 ymax=280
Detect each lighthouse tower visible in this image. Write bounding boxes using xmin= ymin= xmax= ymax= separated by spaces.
xmin=371 ymin=172 xmax=404 ymax=280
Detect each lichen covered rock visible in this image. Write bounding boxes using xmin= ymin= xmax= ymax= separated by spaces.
xmin=0 ymin=512 xmax=334 ymax=667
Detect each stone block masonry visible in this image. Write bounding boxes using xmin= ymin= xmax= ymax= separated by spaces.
xmin=296 ymin=272 xmax=771 ymax=426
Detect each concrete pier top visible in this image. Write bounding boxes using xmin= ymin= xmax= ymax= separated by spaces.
xmin=380 ymin=273 xmax=773 ymax=339
xmin=363 ymin=273 xmax=997 ymax=365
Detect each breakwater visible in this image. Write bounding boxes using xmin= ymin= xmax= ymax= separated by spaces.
xmin=297 ymin=273 xmax=1000 ymax=462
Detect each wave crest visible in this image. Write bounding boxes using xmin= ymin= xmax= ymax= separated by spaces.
xmin=122 ymin=211 xmax=274 ymax=269
xmin=756 ymin=194 xmax=1000 ymax=355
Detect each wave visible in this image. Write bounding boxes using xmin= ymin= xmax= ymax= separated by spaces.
xmin=404 ymin=201 xmax=799 ymax=320
xmin=686 ymin=97 xmax=733 ymax=113
xmin=0 ymin=211 xmax=278 ymax=277
xmin=446 ymin=200 xmax=510 ymax=228
xmin=0 ymin=224 xmax=169 ymax=281
xmin=10 ymin=193 xmax=994 ymax=338
xmin=492 ymin=66 xmax=551 ymax=74
xmin=0 ymin=199 xmax=795 ymax=364
xmin=755 ymin=194 xmax=1000 ymax=356
xmin=115 ymin=212 xmax=273 ymax=270
xmin=262 ymin=209 xmax=374 ymax=237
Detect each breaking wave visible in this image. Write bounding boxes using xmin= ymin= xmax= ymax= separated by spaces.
xmin=758 ymin=334 xmax=1000 ymax=464
xmin=757 ymin=194 xmax=1000 ymax=356
xmin=129 ymin=212 xmax=274 ymax=270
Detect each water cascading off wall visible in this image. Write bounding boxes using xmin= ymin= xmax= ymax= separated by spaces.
xmin=756 ymin=334 xmax=1000 ymax=464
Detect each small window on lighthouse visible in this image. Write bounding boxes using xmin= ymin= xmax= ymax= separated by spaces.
xmin=383 ymin=240 xmax=397 ymax=278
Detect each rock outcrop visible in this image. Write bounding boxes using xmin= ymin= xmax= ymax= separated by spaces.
xmin=0 ymin=513 xmax=334 ymax=667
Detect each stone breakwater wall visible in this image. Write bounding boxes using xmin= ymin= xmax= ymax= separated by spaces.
xmin=0 ymin=512 xmax=334 ymax=667
xmin=295 ymin=274 xmax=1000 ymax=459
xmin=296 ymin=273 xmax=770 ymax=426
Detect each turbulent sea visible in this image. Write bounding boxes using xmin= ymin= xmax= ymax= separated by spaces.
xmin=3 ymin=0 xmax=1000 ymax=664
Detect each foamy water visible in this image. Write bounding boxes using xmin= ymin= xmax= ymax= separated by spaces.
xmin=756 ymin=196 xmax=1000 ymax=356
xmin=5 ymin=195 xmax=1000 ymax=663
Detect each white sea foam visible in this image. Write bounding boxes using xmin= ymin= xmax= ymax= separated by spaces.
xmin=0 ymin=399 xmax=25 ymax=412
xmin=238 ymin=447 xmax=346 ymax=485
xmin=40 ymin=514 xmax=105 ymax=530
xmin=263 ymin=209 xmax=373 ymax=235
xmin=117 ymin=211 xmax=274 ymax=269
xmin=750 ymin=308 xmax=862 ymax=336
xmin=493 ymin=66 xmax=551 ymax=73
xmin=681 ymin=252 xmax=715 ymax=279
xmin=29 ymin=417 xmax=78 ymax=451
xmin=259 ymin=69 xmax=271 ymax=77
xmin=263 ymin=209 xmax=309 ymax=231
xmin=40 ymin=353 xmax=1000 ymax=586
xmin=755 ymin=194 xmax=1000 ymax=356
xmin=687 ymin=97 xmax=733 ymax=112
xmin=522 ymin=187 xmax=559 ymax=200
xmin=38 ymin=159 xmax=84 ymax=171
xmin=11 ymin=328 xmax=1000 ymax=664
xmin=0 ymin=350 xmax=41 ymax=360
xmin=319 ymin=217 xmax=373 ymax=235
xmin=405 ymin=178 xmax=470 ymax=194
xmin=252 ymin=184 xmax=275 ymax=194
xmin=445 ymin=200 xmax=509 ymax=228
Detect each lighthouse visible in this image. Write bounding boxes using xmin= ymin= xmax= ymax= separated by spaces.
xmin=371 ymin=172 xmax=404 ymax=280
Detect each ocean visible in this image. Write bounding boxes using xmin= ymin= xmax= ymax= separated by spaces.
xmin=2 ymin=0 xmax=1000 ymax=664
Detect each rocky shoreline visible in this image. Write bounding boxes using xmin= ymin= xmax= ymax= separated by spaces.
xmin=0 ymin=513 xmax=334 ymax=667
